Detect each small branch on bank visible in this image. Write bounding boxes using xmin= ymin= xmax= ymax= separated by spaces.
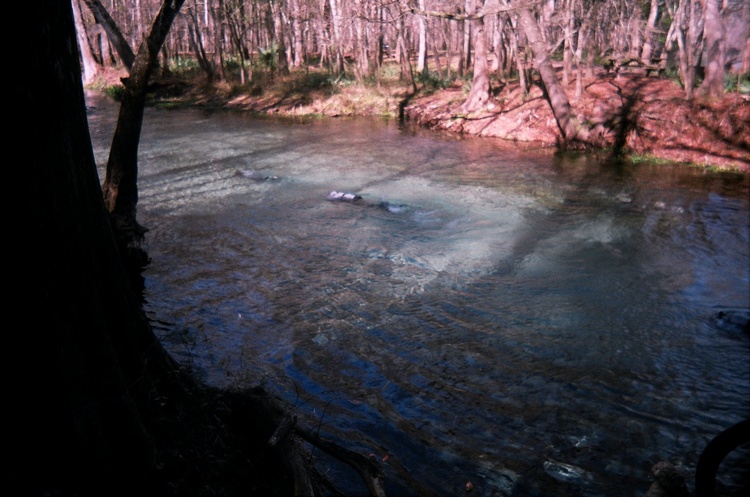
xmin=295 ymin=427 xmax=388 ymax=497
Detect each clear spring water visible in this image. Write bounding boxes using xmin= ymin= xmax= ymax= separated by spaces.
xmin=87 ymin=92 xmax=749 ymax=497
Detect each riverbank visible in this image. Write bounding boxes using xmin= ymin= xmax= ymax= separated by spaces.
xmin=405 ymin=69 xmax=750 ymax=172
xmin=89 ymin=65 xmax=749 ymax=172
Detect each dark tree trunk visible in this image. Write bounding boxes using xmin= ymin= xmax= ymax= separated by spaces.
xmin=101 ymin=0 xmax=187 ymax=266
xmin=16 ymin=4 xmax=403 ymax=497
xmin=14 ymin=2 xmax=182 ymax=494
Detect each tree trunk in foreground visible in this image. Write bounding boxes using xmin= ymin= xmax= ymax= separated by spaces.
xmin=14 ymin=4 xmax=396 ymax=496
xmin=101 ymin=0 xmax=186 ymax=266
xmin=517 ymin=6 xmax=590 ymax=144
xmin=14 ymin=2 xmax=182 ymax=494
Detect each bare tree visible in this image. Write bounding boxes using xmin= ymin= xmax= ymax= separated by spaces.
xmin=186 ymin=0 xmax=217 ymax=79
xmin=666 ymin=0 xmax=704 ymax=98
xmin=73 ymin=0 xmax=102 ymax=83
xmin=224 ymin=0 xmax=254 ymax=83
xmin=699 ymin=0 xmax=725 ymax=97
xmin=101 ymin=0 xmax=189 ymax=265
xmin=211 ymin=0 xmax=228 ymax=81
xmin=352 ymin=0 xmax=372 ymax=80
xmin=508 ymin=12 xmax=530 ymax=94
xmin=270 ymin=0 xmax=291 ymax=74
xmin=431 ymin=17 xmax=449 ymax=79
xmin=573 ymin=2 xmax=590 ymax=100
xmin=82 ymin=0 xmax=137 ymax=69
xmin=459 ymin=0 xmax=491 ymax=113
xmin=461 ymin=0 xmax=474 ymax=75
xmin=290 ymin=0 xmax=306 ymax=67
xmin=640 ymin=0 xmax=662 ymax=66
xmin=331 ymin=0 xmax=347 ymax=74
xmin=517 ymin=4 xmax=589 ymax=143
xmin=417 ymin=0 xmax=429 ymax=74
xmin=490 ymin=13 xmax=507 ymax=80
xmin=16 ymin=3 xmax=184 ymax=494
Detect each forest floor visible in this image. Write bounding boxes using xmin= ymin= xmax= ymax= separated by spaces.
xmin=90 ymin=62 xmax=750 ymax=173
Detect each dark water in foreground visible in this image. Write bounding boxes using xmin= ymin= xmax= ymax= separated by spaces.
xmin=86 ymin=92 xmax=749 ymax=497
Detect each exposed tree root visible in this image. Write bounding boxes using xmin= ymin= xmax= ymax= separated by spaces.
xmin=226 ymin=386 xmax=392 ymax=497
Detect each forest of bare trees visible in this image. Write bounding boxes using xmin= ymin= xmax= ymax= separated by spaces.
xmin=75 ymin=0 xmax=749 ymax=101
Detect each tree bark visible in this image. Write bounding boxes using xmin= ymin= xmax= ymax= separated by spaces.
xmin=574 ymin=15 xmax=589 ymax=100
xmin=508 ymin=13 xmax=529 ymax=94
xmin=18 ymin=4 xmax=397 ymax=496
xmin=674 ymin=0 xmax=705 ymax=98
xmin=353 ymin=0 xmax=371 ymax=80
xmin=225 ymin=0 xmax=253 ymax=83
xmin=211 ymin=0 xmax=228 ymax=81
xmin=431 ymin=21 xmax=447 ymax=80
xmin=461 ymin=0 xmax=474 ymax=74
xmin=101 ymin=0 xmax=188 ymax=267
xmin=271 ymin=0 xmax=291 ymax=74
xmin=290 ymin=0 xmax=305 ymax=67
xmin=187 ymin=3 xmax=216 ymax=80
xmin=699 ymin=0 xmax=724 ymax=97
xmin=73 ymin=0 xmax=102 ymax=83
xmin=517 ymin=6 xmax=589 ymax=143
xmin=459 ymin=1 xmax=491 ymax=113
xmin=15 ymin=3 xmax=182 ymax=494
xmin=397 ymin=25 xmax=418 ymax=92
xmin=640 ymin=0 xmax=661 ymax=66
xmin=561 ymin=0 xmax=574 ymax=87
xmin=328 ymin=0 xmax=346 ymax=73
xmin=628 ymin=3 xmax=644 ymax=59
xmin=417 ymin=0 xmax=428 ymax=74
xmin=316 ymin=0 xmax=331 ymax=68
xmin=491 ymin=13 xmax=506 ymax=80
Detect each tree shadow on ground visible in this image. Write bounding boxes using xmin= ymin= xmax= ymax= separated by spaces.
xmin=602 ymin=76 xmax=650 ymax=158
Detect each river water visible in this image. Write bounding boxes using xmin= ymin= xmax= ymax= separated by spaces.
xmin=86 ymin=91 xmax=749 ymax=497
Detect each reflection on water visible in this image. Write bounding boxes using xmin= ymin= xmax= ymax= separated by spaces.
xmin=86 ymin=92 xmax=750 ymax=497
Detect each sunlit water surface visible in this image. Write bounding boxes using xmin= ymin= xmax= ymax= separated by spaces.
xmin=87 ymin=92 xmax=749 ymax=497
